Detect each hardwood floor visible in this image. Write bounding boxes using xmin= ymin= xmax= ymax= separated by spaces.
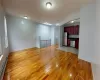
xmin=3 ymin=46 xmax=93 ymax=80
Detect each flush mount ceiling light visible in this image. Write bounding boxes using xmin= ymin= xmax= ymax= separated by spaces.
xmin=43 ymin=22 xmax=52 ymax=26
xmin=46 ymin=2 xmax=52 ymax=9
xmin=71 ymin=21 xmax=74 ymax=23
xmin=24 ymin=16 xmax=28 ymax=19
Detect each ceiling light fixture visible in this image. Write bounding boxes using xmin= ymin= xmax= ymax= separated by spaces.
xmin=71 ymin=21 xmax=74 ymax=23
xmin=24 ymin=16 xmax=28 ymax=19
xmin=43 ymin=22 xmax=52 ymax=26
xmin=46 ymin=2 xmax=52 ymax=9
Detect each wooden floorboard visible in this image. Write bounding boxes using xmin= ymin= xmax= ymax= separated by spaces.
xmin=3 ymin=46 xmax=93 ymax=80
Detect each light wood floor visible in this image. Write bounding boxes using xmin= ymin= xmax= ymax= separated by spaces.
xmin=3 ymin=46 xmax=93 ymax=80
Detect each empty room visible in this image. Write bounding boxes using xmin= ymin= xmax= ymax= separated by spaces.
xmin=0 ymin=0 xmax=100 ymax=80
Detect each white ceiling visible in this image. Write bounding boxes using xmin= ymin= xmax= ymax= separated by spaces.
xmin=3 ymin=0 xmax=94 ymax=25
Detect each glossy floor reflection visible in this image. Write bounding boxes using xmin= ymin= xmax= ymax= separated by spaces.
xmin=4 ymin=46 xmax=93 ymax=80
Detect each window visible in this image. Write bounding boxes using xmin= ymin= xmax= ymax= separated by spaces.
xmin=4 ymin=16 xmax=8 ymax=48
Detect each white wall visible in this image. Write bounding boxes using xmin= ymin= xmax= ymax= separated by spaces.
xmin=36 ymin=24 xmax=51 ymax=40
xmin=0 ymin=5 xmax=9 ymax=79
xmin=79 ymin=3 xmax=96 ymax=64
xmin=7 ymin=15 xmax=55 ymax=51
xmin=36 ymin=24 xmax=51 ymax=48
xmin=50 ymin=26 xmax=60 ymax=45
xmin=95 ymin=0 xmax=100 ymax=65
xmin=79 ymin=2 xmax=100 ymax=80
xmin=50 ymin=26 xmax=55 ymax=45
xmin=91 ymin=1 xmax=100 ymax=80
xmin=54 ymin=26 xmax=60 ymax=45
xmin=7 ymin=15 xmax=37 ymax=52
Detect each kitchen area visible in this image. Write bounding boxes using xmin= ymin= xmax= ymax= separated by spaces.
xmin=59 ymin=18 xmax=80 ymax=55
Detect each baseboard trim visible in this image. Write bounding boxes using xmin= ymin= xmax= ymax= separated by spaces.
xmin=10 ymin=47 xmax=39 ymax=53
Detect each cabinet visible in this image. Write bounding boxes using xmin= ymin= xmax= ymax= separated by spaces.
xmin=66 ymin=38 xmax=79 ymax=49
xmin=75 ymin=39 xmax=79 ymax=49
xmin=64 ymin=25 xmax=79 ymax=35
xmin=67 ymin=39 xmax=70 ymax=46
xmin=64 ymin=25 xmax=79 ymax=49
